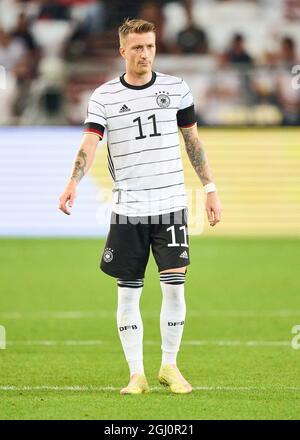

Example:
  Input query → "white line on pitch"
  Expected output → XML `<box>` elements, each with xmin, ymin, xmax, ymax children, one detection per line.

<box><xmin>6</xmin><ymin>340</ymin><xmax>106</xmax><ymax>346</ymax></box>
<box><xmin>0</xmin><ymin>385</ymin><xmax>299</xmax><ymax>392</ymax></box>
<box><xmin>1</xmin><ymin>310</ymin><xmax>300</xmax><ymax>319</ymax></box>
<box><xmin>6</xmin><ymin>340</ymin><xmax>291</xmax><ymax>347</ymax></box>
<box><xmin>182</xmin><ymin>340</ymin><xmax>291</xmax><ymax>347</ymax></box>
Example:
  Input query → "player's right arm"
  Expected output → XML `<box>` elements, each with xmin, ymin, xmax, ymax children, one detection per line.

<box><xmin>59</xmin><ymin>132</ymin><xmax>100</xmax><ymax>215</ymax></box>
<box><xmin>59</xmin><ymin>86</ymin><xmax>106</xmax><ymax>215</ymax></box>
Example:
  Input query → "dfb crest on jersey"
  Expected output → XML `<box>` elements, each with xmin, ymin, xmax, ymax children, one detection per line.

<box><xmin>156</xmin><ymin>91</ymin><xmax>170</xmax><ymax>108</ymax></box>
<box><xmin>103</xmin><ymin>248</ymin><xmax>114</xmax><ymax>263</ymax></box>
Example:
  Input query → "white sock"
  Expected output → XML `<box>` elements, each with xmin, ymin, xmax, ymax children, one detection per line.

<box><xmin>117</xmin><ymin>279</ymin><xmax>145</xmax><ymax>376</ymax></box>
<box><xmin>160</xmin><ymin>273</ymin><xmax>186</xmax><ymax>367</ymax></box>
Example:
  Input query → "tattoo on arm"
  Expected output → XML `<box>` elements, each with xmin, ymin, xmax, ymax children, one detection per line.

<box><xmin>71</xmin><ymin>148</ymin><xmax>88</xmax><ymax>183</ymax></box>
<box><xmin>182</xmin><ymin>128</ymin><xmax>213</xmax><ymax>186</ymax></box>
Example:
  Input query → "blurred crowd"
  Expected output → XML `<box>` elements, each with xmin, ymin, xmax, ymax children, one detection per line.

<box><xmin>0</xmin><ymin>0</ymin><xmax>299</xmax><ymax>126</ymax></box>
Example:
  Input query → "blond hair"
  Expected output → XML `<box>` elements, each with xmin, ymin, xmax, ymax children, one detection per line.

<box><xmin>118</xmin><ymin>18</ymin><xmax>156</xmax><ymax>46</ymax></box>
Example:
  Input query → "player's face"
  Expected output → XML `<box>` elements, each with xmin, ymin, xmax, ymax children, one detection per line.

<box><xmin>120</xmin><ymin>32</ymin><xmax>156</xmax><ymax>75</ymax></box>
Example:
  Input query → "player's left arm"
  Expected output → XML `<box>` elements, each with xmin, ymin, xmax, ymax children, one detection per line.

<box><xmin>181</xmin><ymin>123</ymin><xmax>222</xmax><ymax>226</ymax></box>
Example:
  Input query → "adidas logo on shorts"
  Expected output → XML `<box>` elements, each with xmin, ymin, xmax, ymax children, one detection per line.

<box><xmin>179</xmin><ymin>250</ymin><xmax>188</xmax><ymax>259</ymax></box>
<box><xmin>119</xmin><ymin>104</ymin><xmax>131</xmax><ymax>113</ymax></box>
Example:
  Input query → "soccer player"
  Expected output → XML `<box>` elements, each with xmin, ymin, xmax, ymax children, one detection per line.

<box><xmin>59</xmin><ymin>18</ymin><xmax>222</xmax><ymax>394</ymax></box>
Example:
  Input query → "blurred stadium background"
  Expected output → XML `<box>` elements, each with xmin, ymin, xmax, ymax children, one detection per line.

<box><xmin>0</xmin><ymin>0</ymin><xmax>300</xmax><ymax>420</ymax></box>
<box><xmin>0</xmin><ymin>0</ymin><xmax>299</xmax><ymax>237</ymax></box>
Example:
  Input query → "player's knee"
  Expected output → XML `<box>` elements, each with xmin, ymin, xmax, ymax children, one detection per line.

<box><xmin>117</xmin><ymin>278</ymin><xmax>144</xmax><ymax>289</ymax></box>
<box><xmin>160</xmin><ymin>272</ymin><xmax>185</xmax><ymax>285</ymax></box>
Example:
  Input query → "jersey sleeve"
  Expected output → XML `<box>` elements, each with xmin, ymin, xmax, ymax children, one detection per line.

<box><xmin>177</xmin><ymin>79</ymin><xmax>196</xmax><ymax>128</ymax></box>
<box><xmin>84</xmin><ymin>90</ymin><xmax>106</xmax><ymax>139</ymax></box>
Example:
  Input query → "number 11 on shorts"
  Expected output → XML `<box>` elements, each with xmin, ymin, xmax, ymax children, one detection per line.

<box><xmin>166</xmin><ymin>225</ymin><xmax>188</xmax><ymax>248</ymax></box>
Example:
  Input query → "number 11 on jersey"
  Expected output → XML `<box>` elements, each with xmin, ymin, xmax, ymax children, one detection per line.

<box><xmin>166</xmin><ymin>225</ymin><xmax>188</xmax><ymax>247</ymax></box>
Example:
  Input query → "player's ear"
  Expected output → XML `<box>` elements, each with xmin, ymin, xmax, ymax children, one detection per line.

<box><xmin>119</xmin><ymin>35</ymin><xmax>126</xmax><ymax>58</ymax></box>
<box><xmin>119</xmin><ymin>46</ymin><xmax>126</xmax><ymax>59</ymax></box>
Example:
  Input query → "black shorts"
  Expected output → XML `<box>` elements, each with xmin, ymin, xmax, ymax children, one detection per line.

<box><xmin>100</xmin><ymin>208</ymin><xmax>190</xmax><ymax>279</ymax></box>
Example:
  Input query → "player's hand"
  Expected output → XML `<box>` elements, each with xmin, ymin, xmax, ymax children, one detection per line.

<box><xmin>59</xmin><ymin>180</ymin><xmax>77</xmax><ymax>215</ymax></box>
<box><xmin>206</xmin><ymin>192</ymin><xmax>222</xmax><ymax>227</ymax></box>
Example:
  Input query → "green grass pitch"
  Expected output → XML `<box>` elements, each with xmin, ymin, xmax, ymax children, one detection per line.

<box><xmin>0</xmin><ymin>237</ymin><xmax>299</xmax><ymax>420</ymax></box>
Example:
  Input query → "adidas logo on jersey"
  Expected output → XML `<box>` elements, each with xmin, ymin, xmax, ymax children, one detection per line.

<box><xmin>179</xmin><ymin>250</ymin><xmax>188</xmax><ymax>259</ymax></box>
<box><xmin>119</xmin><ymin>104</ymin><xmax>131</xmax><ymax>113</ymax></box>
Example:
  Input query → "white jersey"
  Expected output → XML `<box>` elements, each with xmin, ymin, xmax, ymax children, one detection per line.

<box><xmin>84</xmin><ymin>71</ymin><xmax>196</xmax><ymax>216</ymax></box>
